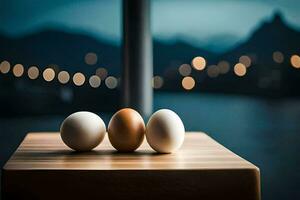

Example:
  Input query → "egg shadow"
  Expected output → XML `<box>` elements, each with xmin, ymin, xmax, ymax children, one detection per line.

<box><xmin>110</xmin><ymin>150</ymin><xmax>163</xmax><ymax>156</ymax></box>
<box><xmin>15</xmin><ymin>149</ymin><xmax>164</xmax><ymax>159</ymax></box>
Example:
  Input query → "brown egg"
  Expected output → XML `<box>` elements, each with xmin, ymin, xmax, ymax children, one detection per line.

<box><xmin>108</xmin><ymin>108</ymin><xmax>145</xmax><ymax>152</ymax></box>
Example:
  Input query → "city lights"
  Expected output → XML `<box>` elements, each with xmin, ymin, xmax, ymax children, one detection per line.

<box><xmin>58</xmin><ymin>71</ymin><xmax>70</xmax><ymax>84</ymax></box>
<box><xmin>217</xmin><ymin>61</ymin><xmax>230</xmax><ymax>74</ymax></box>
<box><xmin>43</xmin><ymin>68</ymin><xmax>55</xmax><ymax>82</ymax></box>
<box><xmin>290</xmin><ymin>55</ymin><xmax>300</xmax><ymax>68</ymax></box>
<box><xmin>273</xmin><ymin>51</ymin><xmax>284</xmax><ymax>63</ymax></box>
<box><xmin>239</xmin><ymin>55</ymin><xmax>251</xmax><ymax>67</ymax></box>
<box><xmin>0</xmin><ymin>48</ymin><xmax>296</xmax><ymax>92</ymax></box>
<box><xmin>89</xmin><ymin>75</ymin><xmax>101</xmax><ymax>88</ymax></box>
<box><xmin>152</xmin><ymin>76</ymin><xmax>164</xmax><ymax>89</ymax></box>
<box><xmin>27</xmin><ymin>66</ymin><xmax>39</xmax><ymax>80</ymax></box>
<box><xmin>96</xmin><ymin>67</ymin><xmax>108</xmax><ymax>80</ymax></box>
<box><xmin>191</xmin><ymin>56</ymin><xmax>206</xmax><ymax>70</ymax></box>
<box><xmin>182</xmin><ymin>76</ymin><xmax>195</xmax><ymax>90</ymax></box>
<box><xmin>12</xmin><ymin>64</ymin><xmax>24</xmax><ymax>77</ymax></box>
<box><xmin>0</xmin><ymin>60</ymin><xmax>11</xmax><ymax>74</ymax></box>
<box><xmin>234</xmin><ymin>63</ymin><xmax>247</xmax><ymax>76</ymax></box>
<box><xmin>178</xmin><ymin>64</ymin><xmax>192</xmax><ymax>76</ymax></box>
<box><xmin>73</xmin><ymin>72</ymin><xmax>85</xmax><ymax>86</ymax></box>
<box><xmin>105</xmin><ymin>76</ymin><xmax>118</xmax><ymax>89</ymax></box>
<box><xmin>84</xmin><ymin>52</ymin><xmax>98</xmax><ymax>65</ymax></box>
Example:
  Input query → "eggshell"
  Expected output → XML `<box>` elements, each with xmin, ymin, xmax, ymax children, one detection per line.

<box><xmin>60</xmin><ymin>111</ymin><xmax>106</xmax><ymax>151</ymax></box>
<box><xmin>146</xmin><ymin>109</ymin><xmax>185</xmax><ymax>153</ymax></box>
<box><xmin>108</xmin><ymin>108</ymin><xmax>145</xmax><ymax>152</ymax></box>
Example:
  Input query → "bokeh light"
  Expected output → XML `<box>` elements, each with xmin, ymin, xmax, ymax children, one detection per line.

<box><xmin>218</xmin><ymin>61</ymin><xmax>230</xmax><ymax>74</ymax></box>
<box><xmin>178</xmin><ymin>64</ymin><xmax>192</xmax><ymax>76</ymax></box>
<box><xmin>89</xmin><ymin>75</ymin><xmax>101</xmax><ymax>88</ymax></box>
<box><xmin>182</xmin><ymin>76</ymin><xmax>195</xmax><ymax>90</ymax></box>
<box><xmin>290</xmin><ymin>55</ymin><xmax>300</xmax><ymax>68</ymax></box>
<box><xmin>58</xmin><ymin>71</ymin><xmax>70</xmax><ymax>84</ymax></box>
<box><xmin>12</xmin><ymin>64</ymin><xmax>24</xmax><ymax>77</ymax></box>
<box><xmin>84</xmin><ymin>52</ymin><xmax>98</xmax><ymax>65</ymax></box>
<box><xmin>207</xmin><ymin>65</ymin><xmax>219</xmax><ymax>78</ymax></box>
<box><xmin>239</xmin><ymin>55</ymin><xmax>251</xmax><ymax>67</ymax></box>
<box><xmin>234</xmin><ymin>63</ymin><xmax>247</xmax><ymax>76</ymax></box>
<box><xmin>191</xmin><ymin>56</ymin><xmax>206</xmax><ymax>70</ymax></box>
<box><xmin>152</xmin><ymin>75</ymin><xmax>164</xmax><ymax>89</ymax></box>
<box><xmin>96</xmin><ymin>67</ymin><xmax>108</xmax><ymax>79</ymax></box>
<box><xmin>43</xmin><ymin>68</ymin><xmax>55</xmax><ymax>82</ymax></box>
<box><xmin>73</xmin><ymin>72</ymin><xmax>85</xmax><ymax>86</ymax></box>
<box><xmin>0</xmin><ymin>60</ymin><xmax>11</xmax><ymax>74</ymax></box>
<box><xmin>105</xmin><ymin>76</ymin><xmax>118</xmax><ymax>89</ymax></box>
<box><xmin>27</xmin><ymin>66</ymin><xmax>39</xmax><ymax>80</ymax></box>
<box><xmin>273</xmin><ymin>51</ymin><xmax>284</xmax><ymax>63</ymax></box>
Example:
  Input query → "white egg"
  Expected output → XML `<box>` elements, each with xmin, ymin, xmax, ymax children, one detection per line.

<box><xmin>60</xmin><ymin>111</ymin><xmax>106</xmax><ymax>151</ymax></box>
<box><xmin>146</xmin><ymin>109</ymin><xmax>185</xmax><ymax>153</ymax></box>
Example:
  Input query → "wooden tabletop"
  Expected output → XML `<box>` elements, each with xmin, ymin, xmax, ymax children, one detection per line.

<box><xmin>2</xmin><ymin>132</ymin><xmax>260</xmax><ymax>200</ymax></box>
<box><xmin>3</xmin><ymin>132</ymin><xmax>258</xmax><ymax>171</ymax></box>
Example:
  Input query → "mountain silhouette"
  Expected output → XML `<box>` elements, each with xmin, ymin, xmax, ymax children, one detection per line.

<box><xmin>208</xmin><ymin>12</ymin><xmax>300</xmax><ymax>96</ymax></box>
<box><xmin>1</xmin><ymin>12</ymin><xmax>300</xmax><ymax>87</ymax></box>
<box><xmin>0</xmin><ymin>30</ymin><xmax>121</xmax><ymax>75</ymax></box>
<box><xmin>0</xmin><ymin>30</ymin><xmax>215</xmax><ymax>77</ymax></box>
<box><xmin>224</xmin><ymin>12</ymin><xmax>300</xmax><ymax>57</ymax></box>
<box><xmin>2</xmin><ymin>12</ymin><xmax>298</xmax><ymax>82</ymax></box>
<box><xmin>1</xmin><ymin>12</ymin><xmax>300</xmax><ymax>115</ymax></box>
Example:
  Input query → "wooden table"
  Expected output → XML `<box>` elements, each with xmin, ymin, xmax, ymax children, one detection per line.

<box><xmin>2</xmin><ymin>132</ymin><xmax>260</xmax><ymax>200</ymax></box>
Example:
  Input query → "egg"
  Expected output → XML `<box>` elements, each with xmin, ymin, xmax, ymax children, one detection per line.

<box><xmin>108</xmin><ymin>108</ymin><xmax>145</xmax><ymax>152</ymax></box>
<box><xmin>146</xmin><ymin>109</ymin><xmax>185</xmax><ymax>153</ymax></box>
<box><xmin>60</xmin><ymin>111</ymin><xmax>106</xmax><ymax>151</ymax></box>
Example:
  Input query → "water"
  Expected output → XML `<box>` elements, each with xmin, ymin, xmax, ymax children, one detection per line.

<box><xmin>155</xmin><ymin>93</ymin><xmax>300</xmax><ymax>199</ymax></box>
<box><xmin>1</xmin><ymin>93</ymin><xmax>299</xmax><ymax>199</ymax></box>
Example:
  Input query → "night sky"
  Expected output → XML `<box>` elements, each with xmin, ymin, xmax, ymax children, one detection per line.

<box><xmin>0</xmin><ymin>0</ymin><xmax>300</xmax><ymax>52</ymax></box>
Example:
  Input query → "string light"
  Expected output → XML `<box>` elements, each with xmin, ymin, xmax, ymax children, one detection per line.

<box><xmin>239</xmin><ymin>55</ymin><xmax>251</xmax><ymax>67</ymax></box>
<box><xmin>234</xmin><ymin>63</ymin><xmax>247</xmax><ymax>76</ymax></box>
<box><xmin>105</xmin><ymin>76</ymin><xmax>118</xmax><ymax>89</ymax></box>
<box><xmin>273</xmin><ymin>51</ymin><xmax>284</xmax><ymax>63</ymax></box>
<box><xmin>182</xmin><ymin>76</ymin><xmax>195</xmax><ymax>90</ymax></box>
<box><xmin>96</xmin><ymin>67</ymin><xmax>108</xmax><ymax>79</ymax></box>
<box><xmin>89</xmin><ymin>75</ymin><xmax>101</xmax><ymax>88</ymax></box>
<box><xmin>178</xmin><ymin>64</ymin><xmax>192</xmax><ymax>76</ymax></box>
<box><xmin>218</xmin><ymin>61</ymin><xmax>230</xmax><ymax>74</ymax></box>
<box><xmin>191</xmin><ymin>56</ymin><xmax>206</xmax><ymax>70</ymax></box>
<box><xmin>0</xmin><ymin>60</ymin><xmax>11</xmax><ymax>74</ymax></box>
<box><xmin>28</xmin><ymin>66</ymin><xmax>39</xmax><ymax>80</ymax></box>
<box><xmin>58</xmin><ymin>71</ymin><xmax>70</xmax><ymax>84</ymax></box>
<box><xmin>84</xmin><ymin>52</ymin><xmax>98</xmax><ymax>65</ymax></box>
<box><xmin>43</xmin><ymin>68</ymin><xmax>55</xmax><ymax>82</ymax></box>
<box><xmin>0</xmin><ymin>48</ymin><xmax>295</xmax><ymax>91</ymax></box>
<box><xmin>12</xmin><ymin>64</ymin><xmax>24</xmax><ymax>77</ymax></box>
<box><xmin>290</xmin><ymin>55</ymin><xmax>300</xmax><ymax>68</ymax></box>
<box><xmin>73</xmin><ymin>72</ymin><xmax>85</xmax><ymax>86</ymax></box>
<box><xmin>152</xmin><ymin>76</ymin><xmax>164</xmax><ymax>89</ymax></box>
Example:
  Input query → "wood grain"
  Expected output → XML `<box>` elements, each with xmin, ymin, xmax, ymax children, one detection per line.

<box><xmin>2</xmin><ymin>132</ymin><xmax>260</xmax><ymax>200</ymax></box>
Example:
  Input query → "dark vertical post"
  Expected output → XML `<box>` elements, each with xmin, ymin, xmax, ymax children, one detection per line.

<box><xmin>122</xmin><ymin>0</ymin><xmax>153</xmax><ymax>117</ymax></box>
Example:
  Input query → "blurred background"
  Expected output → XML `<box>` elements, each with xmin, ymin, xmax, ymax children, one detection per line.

<box><xmin>0</xmin><ymin>0</ymin><xmax>300</xmax><ymax>199</ymax></box>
